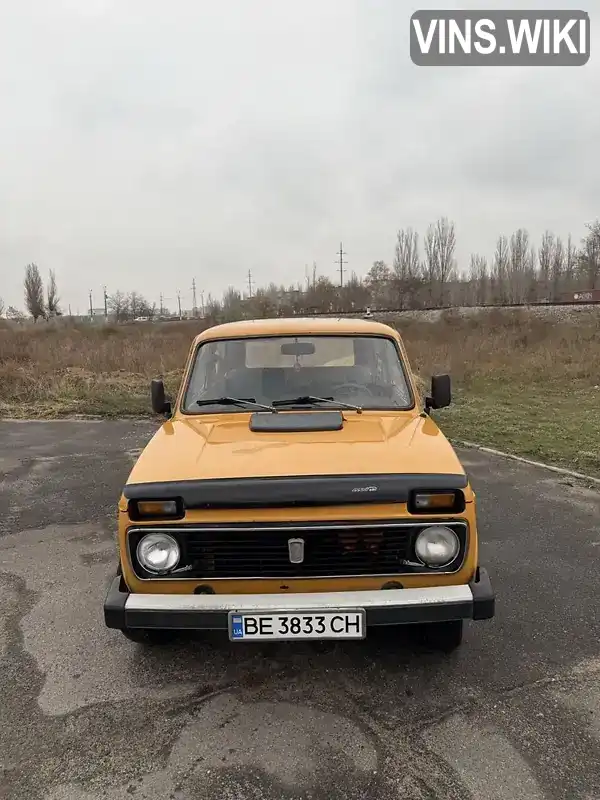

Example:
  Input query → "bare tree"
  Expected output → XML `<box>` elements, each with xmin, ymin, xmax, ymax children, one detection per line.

<box><xmin>339</xmin><ymin>272</ymin><xmax>370</xmax><ymax>311</ymax></box>
<box><xmin>507</xmin><ymin>229</ymin><xmax>535</xmax><ymax>303</ymax></box>
<box><xmin>435</xmin><ymin>217</ymin><xmax>457</xmax><ymax>305</ymax></box>
<box><xmin>308</xmin><ymin>276</ymin><xmax>337</xmax><ymax>313</ymax></box>
<box><xmin>393</xmin><ymin>227</ymin><xmax>421</xmax><ymax>280</ymax></box>
<box><xmin>526</xmin><ymin>244</ymin><xmax>538</xmax><ymax>302</ymax></box>
<box><xmin>470</xmin><ymin>254</ymin><xmax>490</xmax><ymax>305</ymax></box>
<box><xmin>221</xmin><ymin>286</ymin><xmax>244</xmax><ymax>321</ymax></box>
<box><xmin>392</xmin><ymin>227</ymin><xmax>423</xmax><ymax>308</ymax></box>
<box><xmin>46</xmin><ymin>269</ymin><xmax>61</xmax><ymax>316</ymax></box>
<box><xmin>204</xmin><ymin>293</ymin><xmax>222</xmax><ymax>324</ymax></box>
<box><xmin>491</xmin><ymin>235</ymin><xmax>509</xmax><ymax>303</ymax></box>
<box><xmin>551</xmin><ymin>236</ymin><xmax>565</xmax><ymax>301</ymax></box>
<box><xmin>537</xmin><ymin>231</ymin><xmax>554</xmax><ymax>301</ymax></box>
<box><xmin>577</xmin><ymin>220</ymin><xmax>600</xmax><ymax>290</ymax></box>
<box><xmin>423</xmin><ymin>218</ymin><xmax>456</xmax><ymax>305</ymax></box>
<box><xmin>24</xmin><ymin>263</ymin><xmax>46</xmax><ymax>321</ymax></box>
<box><xmin>564</xmin><ymin>233</ymin><xmax>576</xmax><ymax>291</ymax></box>
<box><xmin>0</xmin><ymin>296</ymin><xmax>4</xmax><ymax>317</ymax></box>
<box><xmin>423</xmin><ymin>224</ymin><xmax>438</xmax><ymax>302</ymax></box>
<box><xmin>108</xmin><ymin>290</ymin><xmax>129</xmax><ymax>322</ymax></box>
<box><xmin>364</xmin><ymin>261</ymin><xmax>391</xmax><ymax>308</ymax></box>
<box><xmin>128</xmin><ymin>291</ymin><xmax>147</xmax><ymax>319</ymax></box>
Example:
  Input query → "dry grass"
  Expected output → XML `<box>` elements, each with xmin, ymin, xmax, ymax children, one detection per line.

<box><xmin>399</xmin><ymin>308</ymin><xmax>600</xmax><ymax>475</ymax></box>
<box><xmin>1</xmin><ymin>310</ymin><xmax>599</xmax><ymax>474</ymax></box>
<box><xmin>0</xmin><ymin>320</ymin><xmax>205</xmax><ymax>417</ymax></box>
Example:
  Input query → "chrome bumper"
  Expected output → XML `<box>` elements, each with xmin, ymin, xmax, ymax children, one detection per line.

<box><xmin>104</xmin><ymin>568</ymin><xmax>495</xmax><ymax>630</ymax></box>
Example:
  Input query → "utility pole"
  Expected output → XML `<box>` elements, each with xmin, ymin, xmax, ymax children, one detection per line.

<box><xmin>200</xmin><ymin>291</ymin><xmax>205</xmax><ymax>317</ymax></box>
<box><xmin>191</xmin><ymin>278</ymin><xmax>198</xmax><ymax>318</ymax></box>
<box><xmin>247</xmin><ymin>269</ymin><xmax>254</xmax><ymax>298</ymax></box>
<box><xmin>103</xmin><ymin>285</ymin><xmax>108</xmax><ymax>318</ymax></box>
<box><xmin>312</xmin><ymin>261</ymin><xmax>317</xmax><ymax>287</ymax></box>
<box><xmin>89</xmin><ymin>290</ymin><xmax>93</xmax><ymax>318</ymax></box>
<box><xmin>177</xmin><ymin>290</ymin><xmax>182</xmax><ymax>320</ymax></box>
<box><xmin>159</xmin><ymin>293</ymin><xmax>164</xmax><ymax>317</ymax></box>
<box><xmin>68</xmin><ymin>303</ymin><xmax>72</xmax><ymax>318</ymax></box>
<box><xmin>335</xmin><ymin>243</ymin><xmax>347</xmax><ymax>288</ymax></box>
<box><xmin>305</xmin><ymin>264</ymin><xmax>310</xmax><ymax>291</ymax></box>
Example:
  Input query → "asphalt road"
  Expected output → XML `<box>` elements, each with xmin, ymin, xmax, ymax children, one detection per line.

<box><xmin>1</xmin><ymin>420</ymin><xmax>599</xmax><ymax>800</ymax></box>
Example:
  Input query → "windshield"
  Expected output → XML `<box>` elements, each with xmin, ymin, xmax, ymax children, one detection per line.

<box><xmin>181</xmin><ymin>335</ymin><xmax>413</xmax><ymax>413</ymax></box>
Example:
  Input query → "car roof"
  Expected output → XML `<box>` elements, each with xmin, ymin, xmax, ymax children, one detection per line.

<box><xmin>193</xmin><ymin>316</ymin><xmax>401</xmax><ymax>345</ymax></box>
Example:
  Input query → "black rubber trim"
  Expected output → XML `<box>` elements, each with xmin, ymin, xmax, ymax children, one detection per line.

<box><xmin>123</xmin><ymin>473</ymin><xmax>469</xmax><ymax>509</ymax></box>
<box><xmin>250</xmin><ymin>411</ymin><xmax>344</xmax><ymax>432</ymax></box>
<box><xmin>103</xmin><ymin>574</ymin><xmax>129</xmax><ymax>629</ymax></box>
<box><xmin>469</xmin><ymin>566</ymin><xmax>495</xmax><ymax>620</ymax></box>
<box><xmin>125</xmin><ymin>609</ymin><xmax>228</xmax><ymax>630</ymax></box>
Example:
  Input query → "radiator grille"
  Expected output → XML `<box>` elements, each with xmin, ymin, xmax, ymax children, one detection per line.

<box><xmin>128</xmin><ymin>521</ymin><xmax>467</xmax><ymax>579</ymax></box>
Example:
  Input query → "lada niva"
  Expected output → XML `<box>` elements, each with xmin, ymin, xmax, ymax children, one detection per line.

<box><xmin>104</xmin><ymin>317</ymin><xmax>494</xmax><ymax>650</ymax></box>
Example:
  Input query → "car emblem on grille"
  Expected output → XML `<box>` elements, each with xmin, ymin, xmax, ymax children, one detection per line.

<box><xmin>288</xmin><ymin>538</ymin><xmax>305</xmax><ymax>564</ymax></box>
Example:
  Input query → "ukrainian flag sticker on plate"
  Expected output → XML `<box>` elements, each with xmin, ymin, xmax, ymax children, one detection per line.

<box><xmin>231</xmin><ymin>615</ymin><xmax>244</xmax><ymax>639</ymax></box>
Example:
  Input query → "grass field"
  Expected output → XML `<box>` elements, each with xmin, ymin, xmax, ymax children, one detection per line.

<box><xmin>0</xmin><ymin>309</ymin><xmax>598</xmax><ymax>476</ymax></box>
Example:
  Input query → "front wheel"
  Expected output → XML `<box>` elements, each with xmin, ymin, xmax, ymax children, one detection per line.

<box><xmin>414</xmin><ymin>620</ymin><xmax>463</xmax><ymax>652</ymax></box>
<box><xmin>120</xmin><ymin>628</ymin><xmax>178</xmax><ymax>645</ymax></box>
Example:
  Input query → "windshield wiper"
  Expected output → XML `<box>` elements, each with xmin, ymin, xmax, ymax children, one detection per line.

<box><xmin>271</xmin><ymin>395</ymin><xmax>363</xmax><ymax>414</ymax></box>
<box><xmin>195</xmin><ymin>396</ymin><xmax>277</xmax><ymax>412</ymax></box>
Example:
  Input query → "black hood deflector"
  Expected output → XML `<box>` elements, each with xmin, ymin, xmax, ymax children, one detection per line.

<box><xmin>124</xmin><ymin>472</ymin><xmax>468</xmax><ymax>509</ymax></box>
<box><xmin>249</xmin><ymin>411</ymin><xmax>343</xmax><ymax>432</ymax></box>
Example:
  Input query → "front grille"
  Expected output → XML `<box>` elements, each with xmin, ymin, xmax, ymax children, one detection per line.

<box><xmin>128</xmin><ymin>521</ymin><xmax>467</xmax><ymax>579</ymax></box>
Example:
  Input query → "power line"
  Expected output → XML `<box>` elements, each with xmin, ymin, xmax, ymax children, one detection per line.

<box><xmin>191</xmin><ymin>278</ymin><xmax>198</xmax><ymax>318</ymax></box>
<box><xmin>335</xmin><ymin>243</ymin><xmax>347</xmax><ymax>288</ymax></box>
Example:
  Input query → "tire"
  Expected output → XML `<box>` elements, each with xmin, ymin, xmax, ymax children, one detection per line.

<box><xmin>120</xmin><ymin>628</ymin><xmax>178</xmax><ymax>645</ymax></box>
<box><xmin>415</xmin><ymin>620</ymin><xmax>463</xmax><ymax>652</ymax></box>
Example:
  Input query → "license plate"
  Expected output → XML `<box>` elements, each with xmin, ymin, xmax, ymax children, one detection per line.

<box><xmin>228</xmin><ymin>610</ymin><xmax>366</xmax><ymax>641</ymax></box>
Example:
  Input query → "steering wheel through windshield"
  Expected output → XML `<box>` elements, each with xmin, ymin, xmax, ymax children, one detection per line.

<box><xmin>331</xmin><ymin>381</ymin><xmax>375</xmax><ymax>397</ymax></box>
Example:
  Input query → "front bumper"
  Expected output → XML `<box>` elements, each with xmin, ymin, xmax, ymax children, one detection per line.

<box><xmin>104</xmin><ymin>567</ymin><xmax>494</xmax><ymax>630</ymax></box>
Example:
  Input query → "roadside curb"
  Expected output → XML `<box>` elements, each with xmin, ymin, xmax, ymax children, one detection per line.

<box><xmin>453</xmin><ymin>439</ymin><xmax>600</xmax><ymax>485</ymax></box>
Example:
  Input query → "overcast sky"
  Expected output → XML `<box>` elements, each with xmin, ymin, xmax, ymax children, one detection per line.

<box><xmin>1</xmin><ymin>0</ymin><xmax>598</xmax><ymax>314</ymax></box>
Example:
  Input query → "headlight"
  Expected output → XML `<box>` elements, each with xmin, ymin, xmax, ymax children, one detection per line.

<box><xmin>136</xmin><ymin>533</ymin><xmax>180</xmax><ymax>574</ymax></box>
<box><xmin>414</xmin><ymin>526</ymin><xmax>460</xmax><ymax>568</ymax></box>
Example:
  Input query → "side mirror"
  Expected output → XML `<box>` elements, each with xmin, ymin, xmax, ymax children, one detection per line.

<box><xmin>425</xmin><ymin>374</ymin><xmax>451</xmax><ymax>411</ymax></box>
<box><xmin>151</xmin><ymin>378</ymin><xmax>172</xmax><ymax>416</ymax></box>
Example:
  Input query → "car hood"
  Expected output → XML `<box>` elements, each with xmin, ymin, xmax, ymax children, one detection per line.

<box><xmin>125</xmin><ymin>411</ymin><xmax>465</xmax><ymax>487</ymax></box>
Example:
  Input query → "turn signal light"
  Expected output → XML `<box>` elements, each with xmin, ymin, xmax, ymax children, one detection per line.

<box><xmin>129</xmin><ymin>499</ymin><xmax>183</xmax><ymax>520</ymax></box>
<box><xmin>408</xmin><ymin>490</ymin><xmax>465</xmax><ymax>514</ymax></box>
